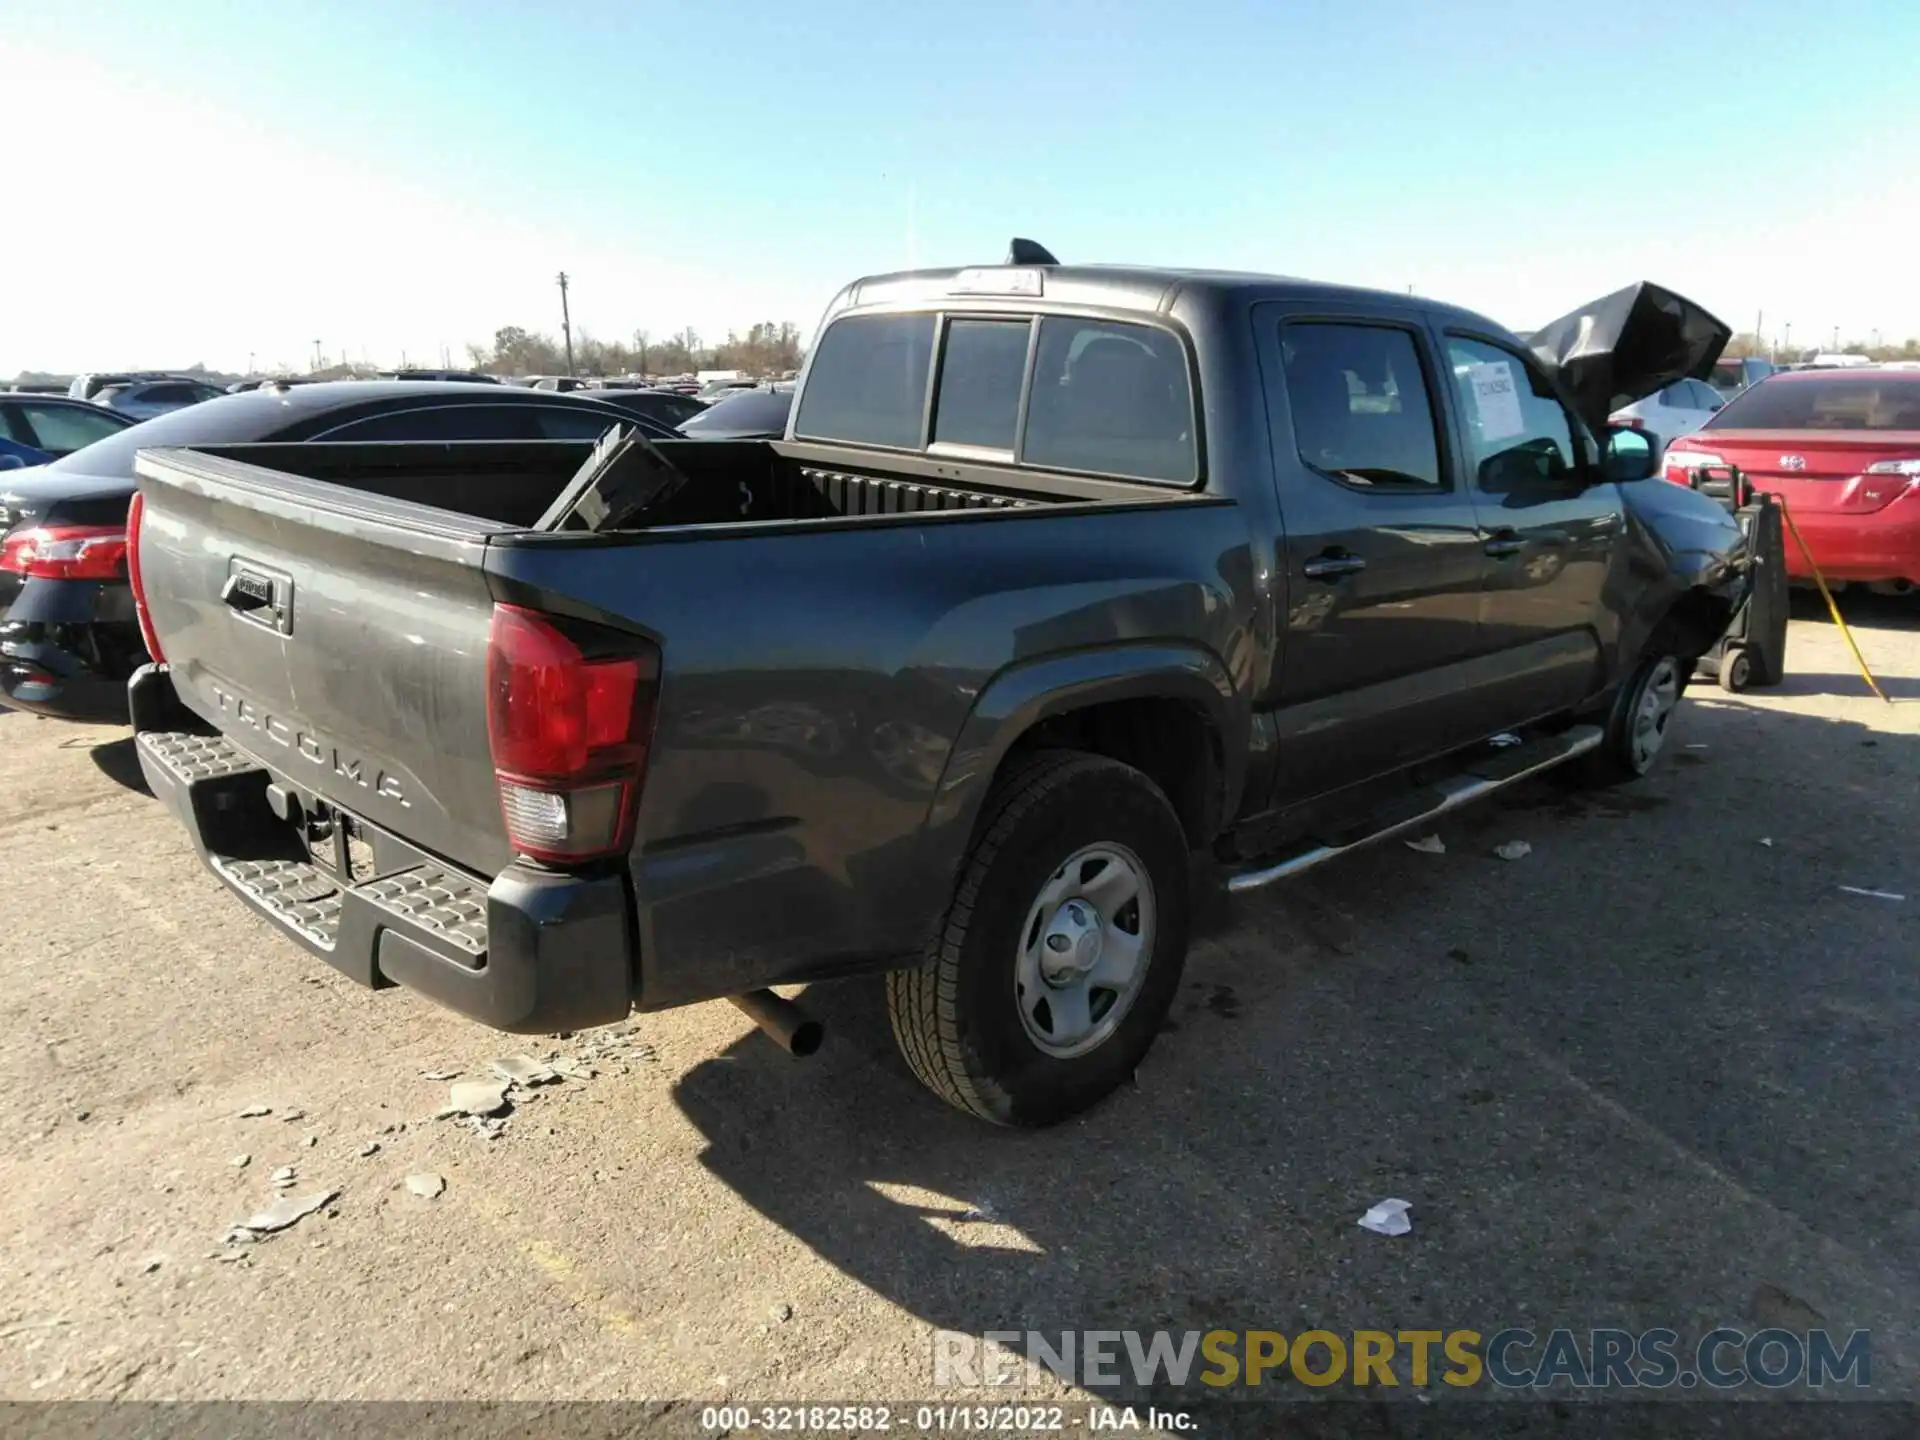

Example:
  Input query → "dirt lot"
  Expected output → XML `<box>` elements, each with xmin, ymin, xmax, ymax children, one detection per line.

<box><xmin>2</xmin><ymin>602</ymin><xmax>1917</xmax><ymax>1417</ymax></box>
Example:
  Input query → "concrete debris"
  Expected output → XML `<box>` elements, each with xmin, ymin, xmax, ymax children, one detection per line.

<box><xmin>431</xmin><ymin>1105</ymin><xmax>462</xmax><ymax>1121</ymax></box>
<box><xmin>490</xmin><ymin>1055</ymin><xmax>558</xmax><ymax>1087</ymax></box>
<box><xmin>1358</xmin><ymin>1198</ymin><xmax>1413</xmax><ymax>1237</ymax></box>
<box><xmin>405</xmin><ymin>1173</ymin><xmax>446</xmax><ymax>1200</ymax></box>
<box><xmin>214</xmin><ymin>1251</ymin><xmax>251</xmax><ymax>1264</ymax></box>
<box><xmin>303</xmin><ymin>1134</ymin><xmax>318</xmax><ymax>1149</ymax></box>
<box><xmin>770</xmin><ymin>1302</ymin><xmax>794</xmax><ymax>1323</ymax></box>
<box><xmin>140</xmin><ymin>1255</ymin><xmax>165</xmax><ymax>1274</ymax></box>
<box><xmin>421</xmin><ymin>1070</ymin><xmax>460</xmax><ymax>1081</ymax></box>
<box><xmin>280</xmin><ymin>1109</ymin><xmax>306</xmax><ymax>1123</ymax></box>
<box><xmin>1494</xmin><ymin>841</ymin><xmax>1533</xmax><ymax>861</ymax></box>
<box><xmin>462</xmin><ymin>1116</ymin><xmax>507</xmax><ymax>1140</ymax></box>
<box><xmin>551</xmin><ymin>1057</ymin><xmax>595</xmax><ymax>1081</ymax></box>
<box><xmin>359</xmin><ymin>1142</ymin><xmax>381</xmax><ymax>1158</ymax></box>
<box><xmin>1404</xmin><ymin>834</ymin><xmax>1446</xmax><ymax>855</ymax></box>
<box><xmin>449</xmin><ymin>1078</ymin><xmax>512</xmax><ymax>1117</ymax></box>
<box><xmin>237</xmin><ymin>1105</ymin><xmax>272</xmax><ymax>1119</ymax></box>
<box><xmin>234</xmin><ymin>1189</ymin><xmax>338</xmax><ymax>1236</ymax></box>
<box><xmin>271</xmin><ymin>1166</ymin><xmax>298</xmax><ymax>1189</ymax></box>
<box><xmin>230</xmin><ymin>1154</ymin><xmax>251</xmax><ymax>1169</ymax></box>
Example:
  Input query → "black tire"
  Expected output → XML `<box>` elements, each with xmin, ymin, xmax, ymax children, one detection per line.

<box><xmin>886</xmin><ymin>749</ymin><xmax>1191</xmax><ymax>1126</ymax></box>
<box><xmin>1718</xmin><ymin>646</ymin><xmax>1753</xmax><ymax>693</ymax></box>
<box><xmin>1561</xmin><ymin>638</ymin><xmax>1689</xmax><ymax>788</ymax></box>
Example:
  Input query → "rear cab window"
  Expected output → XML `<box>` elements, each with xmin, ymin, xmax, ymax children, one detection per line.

<box><xmin>794</xmin><ymin>309</ymin><xmax>1198</xmax><ymax>486</ymax></box>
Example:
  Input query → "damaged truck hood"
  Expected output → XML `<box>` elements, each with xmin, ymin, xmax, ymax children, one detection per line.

<box><xmin>1525</xmin><ymin>282</ymin><xmax>1732</xmax><ymax>434</ymax></box>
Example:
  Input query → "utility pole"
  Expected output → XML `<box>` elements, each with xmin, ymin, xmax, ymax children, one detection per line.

<box><xmin>248</xmin><ymin>351</ymin><xmax>256</xmax><ymax>376</ymax></box>
<box><xmin>312</xmin><ymin>339</ymin><xmax>323</xmax><ymax>373</ymax></box>
<box><xmin>557</xmin><ymin>271</ymin><xmax>576</xmax><ymax>377</ymax></box>
<box><xmin>1754</xmin><ymin>311</ymin><xmax>1762</xmax><ymax>354</ymax></box>
<box><xmin>1832</xmin><ymin>325</ymin><xmax>1840</xmax><ymax>352</ymax></box>
<box><xmin>1783</xmin><ymin>322</ymin><xmax>1791</xmax><ymax>360</ymax></box>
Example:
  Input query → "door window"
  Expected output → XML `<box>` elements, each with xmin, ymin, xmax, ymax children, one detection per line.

<box><xmin>532</xmin><ymin>405</ymin><xmax>629</xmax><ymax>440</ymax></box>
<box><xmin>16</xmin><ymin>402</ymin><xmax>125</xmax><ymax>453</ymax></box>
<box><xmin>1445</xmin><ymin>337</ymin><xmax>1582</xmax><ymax>491</ymax></box>
<box><xmin>1279</xmin><ymin>323</ymin><xmax>1445</xmax><ymax>490</ymax></box>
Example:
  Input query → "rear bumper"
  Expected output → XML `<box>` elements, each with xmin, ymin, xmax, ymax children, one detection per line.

<box><xmin>1780</xmin><ymin>499</ymin><xmax>1920</xmax><ymax>586</ymax></box>
<box><xmin>0</xmin><ymin>576</ymin><xmax>140</xmax><ymax>722</ymax></box>
<box><xmin>130</xmin><ymin>664</ymin><xmax>636</xmax><ymax>1033</ymax></box>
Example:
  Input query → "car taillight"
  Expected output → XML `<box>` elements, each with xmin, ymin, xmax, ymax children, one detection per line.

<box><xmin>0</xmin><ymin>522</ymin><xmax>129</xmax><ymax>580</ymax></box>
<box><xmin>125</xmin><ymin>490</ymin><xmax>166</xmax><ymax>663</ymax></box>
<box><xmin>1662</xmin><ymin>448</ymin><xmax>1723</xmax><ymax>486</ymax></box>
<box><xmin>486</xmin><ymin>603</ymin><xmax>660</xmax><ymax>865</ymax></box>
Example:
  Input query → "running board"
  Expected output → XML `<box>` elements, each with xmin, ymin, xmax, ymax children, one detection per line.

<box><xmin>1226</xmin><ymin>725</ymin><xmax>1603</xmax><ymax>894</ymax></box>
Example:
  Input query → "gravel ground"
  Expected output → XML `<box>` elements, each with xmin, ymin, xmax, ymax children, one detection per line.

<box><xmin>1</xmin><ymin>600</ymin><xmax>1916</xmax><ymax>1421</ymax></box>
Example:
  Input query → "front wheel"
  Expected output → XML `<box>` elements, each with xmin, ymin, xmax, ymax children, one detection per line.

<box><xmin>886</xmin><ymin>750</ymin><xmax>1191</xmax><ymax>1126</ymax></box>
<box><xmin>1562</xmin><ymin>645</ymin><xmax>1687</xmax><ymax>788</ymax></box>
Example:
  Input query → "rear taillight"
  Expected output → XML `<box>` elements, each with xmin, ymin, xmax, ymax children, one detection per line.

<box><xmin>0</xmin><ymin>523</ymin><xmax>129</xmax><ymax>580</ymax></box>
<box><xmin>1662</xmin><ymin>447</ymin><xmax>1723</xmax><ymax>486</ymax></box>
<box><xmin>125</xmin><ymin>490</ymin><xmax>166</xmax><ymax>663</ymax></box>
<box><xmin>486</xmin><ymin>603</ymin><xmax>660</xmax><ymax>864</ymax></box>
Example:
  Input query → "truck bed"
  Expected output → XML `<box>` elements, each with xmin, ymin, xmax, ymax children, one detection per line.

<box><xmin>166</xmin><ymin>436</ymin><xmax>1085</xmax><ymax>534</ymax></box>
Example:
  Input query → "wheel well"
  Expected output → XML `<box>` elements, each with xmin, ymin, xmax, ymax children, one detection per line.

<box><xmin>1004</xmin><ymin>697</ymin><xmax>1223</xmax><ymax>847</ymax></box>
<box><xmin>1655</xmin><ymin>588</ymin><xmax>1736</xmax><ymax>663</ymax></box>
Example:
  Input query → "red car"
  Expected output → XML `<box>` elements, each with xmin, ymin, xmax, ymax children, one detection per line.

<box><xmin>1662</xmin><ymin>369</ymin><xmax>1920</xmax><ymax>592</ymax></box>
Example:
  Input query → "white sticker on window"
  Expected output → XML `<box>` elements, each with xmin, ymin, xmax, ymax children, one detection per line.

<box><xmin>1468</xmin><ymin>361</ymin><xmax>1526</xmax><ymax>442</ymax></box>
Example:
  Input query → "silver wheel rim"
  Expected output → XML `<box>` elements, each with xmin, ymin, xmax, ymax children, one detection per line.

<box><xmin>1014</xmin><ymin>842</ymin><xmax>1156</xmax><ymax>1059</ymax></box>
<box><xmin>1630</xmin><ymin>656</ymin><xmax>1681</xmax><ymax>771</ymax></box>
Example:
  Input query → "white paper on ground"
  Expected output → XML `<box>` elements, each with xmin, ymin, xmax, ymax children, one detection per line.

<box><xmin>1358</xmin><ymin>1198</ymin><xmax>1413</xmax><ymax>1236</ymax></box>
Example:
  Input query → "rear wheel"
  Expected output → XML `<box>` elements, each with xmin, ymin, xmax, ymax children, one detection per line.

<box><xmin>1718</xmin><ymin>646</ymin><xmax>1753</xmax><ymax>693</ymax></box>
<box><xmin>886</xmin><ymin>750</ymin><xmax>1190</xmax><ymax>1126</ymax></box>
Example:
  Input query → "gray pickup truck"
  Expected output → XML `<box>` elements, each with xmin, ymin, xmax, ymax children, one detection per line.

<box><xmin>127</xmin><ymin>249</ymin><xmax>1747</xmax><ymax>1125</ymax></box>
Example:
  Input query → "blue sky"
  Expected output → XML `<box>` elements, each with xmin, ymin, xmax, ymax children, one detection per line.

<box><xmin>5</xmin><ymin>0</ymin><xmax>1916</xmax><ymax>372</ymax></box>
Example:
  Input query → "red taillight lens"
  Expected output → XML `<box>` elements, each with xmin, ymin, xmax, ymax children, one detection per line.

<box><xmin>0</xmin><ymin>523</ymin><xmax>129</xmax><ymax>580</ymax></box>
<box><xmin>125</xmin><ymin>491</ymin><xmax>166</xmax><ymax>663</ymax></box>
<box><xmin>486</xmin><ymin>603</ymin><xmax>659</xmax><ymax>864</ymax></box>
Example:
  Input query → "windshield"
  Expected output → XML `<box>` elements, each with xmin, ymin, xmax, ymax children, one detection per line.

<box><xmin>679</xmin><ymin>389</ymin><xmax>792</xmax><ymax>435</ymax></box>
<box><xmin>1707</xmin><ymin>375</ymin><xmax>1920</xmax><ymax>432</ymax></box>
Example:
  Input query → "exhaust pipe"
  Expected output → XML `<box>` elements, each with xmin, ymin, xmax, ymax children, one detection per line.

<box><xmin>729</xmin><ymin>989</ymin><xmax>823</xmax><ymax>1057</ymax></box>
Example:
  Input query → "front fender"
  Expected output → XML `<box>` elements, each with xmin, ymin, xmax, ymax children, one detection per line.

<box><xmin>1613</xmin><ymin>478</ymin><xmax>1747</xmax><ymax>662</ymax></box>
<box><xmin>919</xmin><ymin>642</ymin><xmax>1243</xmax><ymax>886</ymax></box>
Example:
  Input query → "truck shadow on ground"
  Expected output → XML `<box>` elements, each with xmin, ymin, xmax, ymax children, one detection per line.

<box><xmin>671</xmin><ymin>696</ymin><xmax>1920</xmax><ymax>1415</ymax></box>
<box><xmin>85</xmin><ymin>734</ymin><xmax>152</xmax><ymax>795</ymax></box>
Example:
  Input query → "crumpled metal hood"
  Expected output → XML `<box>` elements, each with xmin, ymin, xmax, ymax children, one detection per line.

<box><xmin>1525</xmin><ymin>282</ymin><xmax>1732</xmax><ymax>434</ymax></box>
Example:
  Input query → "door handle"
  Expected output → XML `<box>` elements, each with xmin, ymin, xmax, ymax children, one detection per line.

<box><xmin>1302</xmin><ymin>550</ymin><xmax>1368</xmax><ymax>581</ymax></box>
<box><xmin>1482</xmin><ymin>530</ymin><xmax>1525</xmax><ymax>558</ymax></box>
<box><xmin>220</xmin><ymin>575</ymin><xmax>273</xmax><ymax>611</ymax></box>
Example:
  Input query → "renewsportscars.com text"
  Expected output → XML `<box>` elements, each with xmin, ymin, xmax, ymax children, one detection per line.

<box><xmin>934</xmin><ymin>1327</ymin><xmax>1871</xmax><ymax>1391</ymax></box>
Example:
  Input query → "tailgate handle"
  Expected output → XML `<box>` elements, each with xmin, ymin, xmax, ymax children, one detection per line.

<box><xmin>220</xmin><ymin>574</ymin><xmax>274</xmax><ymax>612</ymax></box>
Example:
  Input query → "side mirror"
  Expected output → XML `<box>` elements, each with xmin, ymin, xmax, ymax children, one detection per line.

<box><xmin>1601</xmin><ymin>425</ymin><xmax>1658</xmax><ymax>483</ymax></box>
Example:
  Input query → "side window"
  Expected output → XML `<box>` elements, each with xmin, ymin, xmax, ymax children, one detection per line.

<box><xmin>1021</xmin><ymin>318</ymin><xmax>1195</xmax><ymax>484</ymax></box>
<box><xmin>792</xmin><ymin>313</ymin><xmax>936</xmax><ymax>448</ymax></box>
<box><xmin>1691</xmin><ymin>380</ymin><xmax>1724</xmax><ymax>410</ymax></box>
<box><xmin>143</xmin><ymin>384</ymin><xmax>195</xmax><ymax>404</ymax></box>
<box><xmin>1445</xmin><ymin>337</ymin><xmax>1580</xmax><ymax>491</ymax></box>
<box><xmin>314</xmin><ymin>404</ymin><xmax>543</xmax><ymax>441</ymax></box>
<box><xmin>534</xmin><ymin>405</ymin><xmax>627</xmax><ymax>440</ymax></box>
<box><xmin>18</xmin><ymin>403</ymin><xmax>124</xmax><ymax>453</ymax></box>
<box><xmin>1278</xmin><ymin>323</ymin><xmax>1444</xmax><ymax>490</ymax></box>
<box><xmin>931</xmin><ymin>318</ymin><xmax>1030</xmax><ymax>451</ymax></box>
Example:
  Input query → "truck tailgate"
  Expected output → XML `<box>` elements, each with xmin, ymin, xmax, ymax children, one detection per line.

<box><xmin>133</xmin><ymin>447</ymin><xmax>513</xmax><ymax>877</ymax></box>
